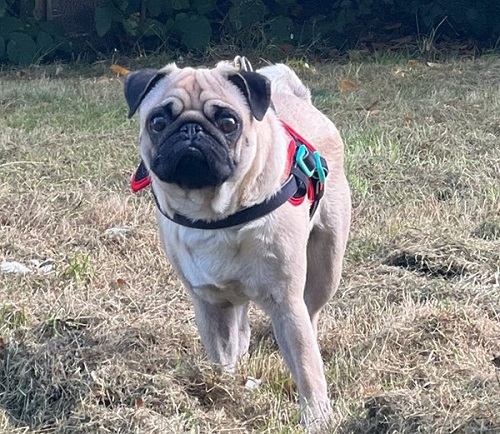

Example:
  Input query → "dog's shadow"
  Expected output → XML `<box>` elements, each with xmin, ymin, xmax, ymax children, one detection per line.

<box><xmin>1</xmin><ymin>316</ymin><xmax>265</xmax><ymax>431</ymax></box>
<box><xmin>0</xmin><ymin>324</ymin><xmax>90</xmax><ymax>430</ymax></box>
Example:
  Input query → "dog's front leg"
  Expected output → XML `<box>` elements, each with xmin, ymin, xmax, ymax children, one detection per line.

<box><xmin>190</xmin><ymin>293</ymin><xmax>250</xmax><ymax>370</ymax></box>
<box><xmin>268</xmin><ymin>298</ymin><xmax>332</xmax><ymax>430</ymax></box>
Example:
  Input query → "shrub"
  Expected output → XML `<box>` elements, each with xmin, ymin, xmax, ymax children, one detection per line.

<box><xmin>0</xmin><ymin>0</ymin><xmax>70</xmax><ymax>64</ymax></box>
<box><xmin>1</xmin><ymin>0</ymin><xmax>499</xmax><ymax>64</ymax></box>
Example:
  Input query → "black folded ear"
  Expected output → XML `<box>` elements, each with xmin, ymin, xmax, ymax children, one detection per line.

<box><xmin>228</xmin><ymin>71</ymin><xmax>271</xmax><ymax>121</ymax></box>
<box><xmin>124</xmin><ymin>69</ymin><xmax>165</xmax><ymax>118</ymax></box>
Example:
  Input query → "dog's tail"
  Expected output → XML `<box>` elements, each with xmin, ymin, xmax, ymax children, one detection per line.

<box><xmin>257</xmin><ymin>64</ymin><xmax>311</xmax><ymax>103</ymax></box>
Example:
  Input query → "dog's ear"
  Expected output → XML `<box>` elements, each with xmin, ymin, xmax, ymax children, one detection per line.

<box><xmin>228</xmin><ymin>71</ymin><xmax>271</xmax><ymax>121</ymax></box>
<box><xmin>124</xmin><ymin>69</ymin><xmax>166</xmax><ymax>118</ymax></box>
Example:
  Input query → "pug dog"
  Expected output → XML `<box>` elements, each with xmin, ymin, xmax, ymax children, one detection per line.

<box><xmin>124</xmin><ymin>59</ymin><xmax>351</xmax><ymax>430</ymax></box>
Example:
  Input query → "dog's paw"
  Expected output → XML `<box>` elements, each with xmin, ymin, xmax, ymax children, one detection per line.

<box><xmin>300</xmin><ymin>399</ymin><xmax>334</xmax><ymax>433</ymax></box>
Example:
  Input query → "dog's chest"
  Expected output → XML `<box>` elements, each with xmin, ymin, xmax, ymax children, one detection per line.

<box><xmin>160</xmin><ymin>218</ymin><xmax>279</xmax><ymax>304</ymax></box>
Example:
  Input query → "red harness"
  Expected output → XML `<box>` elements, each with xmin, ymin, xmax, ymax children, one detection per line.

<box><xmin>131</xmin><ymin>164</ymin><xmax>151</xmax><ymax>193</ymax></box>
<box><xmin>281</xmin><ymin>121</ymin><xmax>323</xmax><ymax>208</ymax></box>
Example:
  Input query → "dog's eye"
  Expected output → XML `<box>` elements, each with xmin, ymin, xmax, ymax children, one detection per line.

<box><xmin>149</xmin><ymin>115</ymin><xmax>167</xmax><ymax>133</ymax></box>
<box><xmin>217</xmin><ymin>116</ymin><xmax>238</xmax><ymax>134</ymax></box>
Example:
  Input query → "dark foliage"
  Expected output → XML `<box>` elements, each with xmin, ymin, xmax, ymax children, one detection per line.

<box><xmin>1</xmin><ymin>0</ymin><xmax>499</xmax><ymax>64</ymax></box>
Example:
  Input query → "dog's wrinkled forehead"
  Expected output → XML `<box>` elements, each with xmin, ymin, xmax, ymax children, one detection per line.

<box><xmin>125</xmin><ymin>63</ymin><xmax>271</xmax><ymax>122</ymax></box>
<box><xmin>144</xmin><ymin>67</ymin><xmax>248</xmax><ymax>117</ymax></box>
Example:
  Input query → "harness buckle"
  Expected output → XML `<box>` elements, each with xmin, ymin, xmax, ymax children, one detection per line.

<box><xmin>312</xmin><ymin>152</ymin><xmax>328</xmax><ymax>184</ymax></box>
<box><xmin>295</xmin><ymin>145</ymin><xmax>316</xmax><ymax>177</ymax></box>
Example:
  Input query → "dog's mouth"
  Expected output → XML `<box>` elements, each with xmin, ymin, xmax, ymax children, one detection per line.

<box><xmin>150</xmin><ymin>127</ymin><xmax>235</xmax><ymax>190</ymax></box>
<box><xmin>170</xmin><ymin>148</ymin><xmax>216</xmax><ymax>189</ymax></box>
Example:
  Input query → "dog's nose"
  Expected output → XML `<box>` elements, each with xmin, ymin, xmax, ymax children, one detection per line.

<box><xmin>180</xmin><ymin>123</ymin><xmax>203</xmax><ymax>139</ymax></box>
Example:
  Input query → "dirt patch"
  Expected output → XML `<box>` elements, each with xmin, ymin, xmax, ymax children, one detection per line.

<box><xmin>384</xmin><ymin>249</ymin><xmax>469</xmax><ymax>279</ymax></box>
<box><xmin>382</xmin><ymin>234</ymin><xmax>498</xmax><ymax>285</ymax></box>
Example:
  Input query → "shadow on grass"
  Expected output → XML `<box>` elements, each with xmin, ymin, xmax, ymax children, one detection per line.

<box><xmin>0</xmin><ymin>319</ymin><xmax>212</xmax><ymax>432</ymax></box>
<box><xmin>0</xmin><ymin>319</ymin><xmax>166</xmax><ymax>431</ymax></box>
<box><xmin>336</xmin><ymin>395</ymin><xmax>423</xmax><ymax>434</ymax></box>
<box><xmin>0</xmin><ymin>324</ymin><xmax>97</xmax><ymax>431</ymax></box>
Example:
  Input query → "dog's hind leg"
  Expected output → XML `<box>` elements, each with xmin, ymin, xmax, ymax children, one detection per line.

<box><xmin>304</xmin><ymin>228</ymin><xmax>343</xmax><ymax>335</ymax></box>
<box><xmin>304</xmin><ymin>187</ymin><xmax>351</xmax><ymax>335</ymax></box>
<box><xmin>191</xmin><ymin>294</ymin><xmax>250</xmax><ymax>369</ymax></box>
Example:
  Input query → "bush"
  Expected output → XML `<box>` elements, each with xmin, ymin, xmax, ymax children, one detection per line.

<box><xmin>1</xmin><ymin>0</ymin><xmax>499</xmax><ymax>64</ymax></box>
<box><xmin>92</xmin><ymin>0</ymin><xmax>500</xmax><ymax>55</ymax></box>
<box><xmin>0</xmin><ymin>0</ymin><xmax>70</xmax><ymax>64</ymax></box>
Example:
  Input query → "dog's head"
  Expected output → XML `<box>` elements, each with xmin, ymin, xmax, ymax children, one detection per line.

<box><xmin>124</xmin><ymin>64</ymin><xmax>272</xmax><ymax>192</ymax></box>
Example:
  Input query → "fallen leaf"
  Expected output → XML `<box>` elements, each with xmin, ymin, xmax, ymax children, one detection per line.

<box><xmin>404</xmin><ymin>114</ymin><xmax>413</xmax><ymax>126</ymax></box>
<box><xmin>116</xmin><ymin>278</ymin><xmax>127</xmax><ymax>286</ymax></box>
<box><xmin>111</xmin><ymin>64</ymin><xmax>131</xmax><ymax>76</ymax></box>
<box><xmin>408</xmin><ymin>59</ymin><xmax>420</xmax><ymax>66</ymax></box>
<box><xmin>362</xmin><ymin>385</ymin><xmax>382</xmax><ymax>395</ymax></box>
<box><xmin>135</xmin><ymin>398</ymin><xmax>144</xmax><ymax>408</ymax></box>
<box><xmin>426</xmin><ymin>62</ymin><xmax>443</xmax><ymax>69</ymax></box>
<box><xmin>338</xmin><ymin>79</ymin><xmax>358</xmax><ymax>93</ymax></box>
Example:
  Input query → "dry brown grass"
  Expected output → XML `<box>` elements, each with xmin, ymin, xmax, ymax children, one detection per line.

<box><xmin>1</xmin><ymin>56</ymin><xmax>499</xmax><ymax>433</ymax></box>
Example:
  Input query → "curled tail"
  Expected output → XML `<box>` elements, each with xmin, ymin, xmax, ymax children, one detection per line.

<box><xmin>257</xmin><ymin>64</ymin><xmax>311</xmax><ymax>103</ymax></box>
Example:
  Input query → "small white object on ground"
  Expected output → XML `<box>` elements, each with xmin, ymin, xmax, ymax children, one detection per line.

<box><xmin>1</xmin><ymin>261</ymin><xmax>32</xmax><ymax>274</ymax></box>
<box><xmin>103</xmin><ymin>227</ymin><xmax>132</xmax><ymax>237</ymax></box>
<box><xmin>245</xmin><ymin>376</ymin><xmax>262</xmax><ymax>390</ymax></box>
<box><xmin>1</xmin><ymin>259</ymin><xmax>55</xmax><ymax>275</ymax></box>
<box><xmin>29</xmin><ymin>259</ymin><xmax>55</xmax><ymax>274</ymax></box>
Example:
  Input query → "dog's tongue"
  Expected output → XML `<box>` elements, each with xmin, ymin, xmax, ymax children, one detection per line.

<box><xmin>131</xmin><ymin>160</ymin><xmax>151</xmax><ymax>192</ymax></box>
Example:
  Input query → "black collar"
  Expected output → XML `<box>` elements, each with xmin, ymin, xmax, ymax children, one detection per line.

<box><xmin>152</xmin><ymin>166</ymin><xmax>310</xmax><ymax>230</ymax></box>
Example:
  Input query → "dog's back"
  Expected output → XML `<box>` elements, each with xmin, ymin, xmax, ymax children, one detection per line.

<box><xmin>258</xmin><ymin>64</ymin><xmax>311</xmax><ymax>103</ymax></box>
<box><xmin>258</xmin><ymin>64</ymin><xmax>345</xmax><ymax>171</ymax></box>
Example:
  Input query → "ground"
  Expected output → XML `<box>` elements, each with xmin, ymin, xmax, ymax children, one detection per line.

<box><xmin>0</xmin><ymin>55</ymin><xmax>499</xmax><ymax>433</ymax></box>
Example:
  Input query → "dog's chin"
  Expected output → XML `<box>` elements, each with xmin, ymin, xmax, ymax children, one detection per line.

<box><xmin>151</xmin><ymin>148</ymin><xmax>234</xmax><ymax>190</ymax></box>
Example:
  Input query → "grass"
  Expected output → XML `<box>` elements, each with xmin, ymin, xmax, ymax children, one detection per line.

<box><xmin>0</xmin><ymin>55</ymin><xmax>499</xmax><ymax>433</ymax></box>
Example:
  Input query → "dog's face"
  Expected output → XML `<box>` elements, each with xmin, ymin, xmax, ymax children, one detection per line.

<box><xmin>124</xmin><ymin>64</ymin><xmax>271</xmax><ymax>191</ymax></box>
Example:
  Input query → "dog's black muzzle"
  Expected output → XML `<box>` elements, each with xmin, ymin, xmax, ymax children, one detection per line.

<box><xmin>151</xmin><ymin>122</ymin><xmax>235</xmax><ymax>189</ymax></box>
